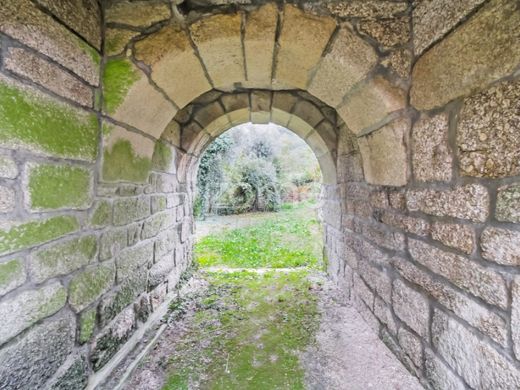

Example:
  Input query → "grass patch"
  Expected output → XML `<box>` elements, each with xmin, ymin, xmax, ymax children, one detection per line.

<box><xmin>195</xmin><ymin>204</ymin><xmax>323</xmax><ymax>269</ymax></box>
<box><xmin>163</xmin><ymin>270</ymin><xmax>320</xmax><ymax>389</ymax></box>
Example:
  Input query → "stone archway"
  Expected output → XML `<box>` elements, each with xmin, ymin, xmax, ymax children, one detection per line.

<box><xmin>0</xmin><ymin>0</ymin><xmax>519</xmax><ymax>389</ymax></box>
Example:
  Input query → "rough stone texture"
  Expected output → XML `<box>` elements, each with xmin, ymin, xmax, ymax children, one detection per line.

<box><xmin>0</xmin><ymin>155</ymin><xmax>18</xmax><ymax>179</ymax></box>
<box><xmin>79</xmin><ymin>307</ymin><xmax>96</xmax><ymax>344</ymax></box>
<box><xmin>359</xmin><ymin>16</ymin><xmax>410</xmax><ymax>48</ymax></box>
<box><xmin>68</xmin><ymin>262</ymin><xmax>115</xmax><ymax>312</ymax></box>
<box><xmin>512</xmin><ymin>278</ymin><xmax>520</xmax><ymax>360</ymax></box>
<box><xmin>398</xmin><ymin>327</ymin><xmax>422</xmax><ymax>369</ymax></box>
<box><xmin>47</xmin><ymin>354</ymin><xmax>89</xmax><ymax>390</ymax></box>
<box><xmin>0</xmin><ymin>258</ymin><xmax>26</xmax><ymax>296</ymax></box>
<box><xmin>134</xmin><ymin>25</ymin><xmax>211</xmax><ymax>109</ymax></box>
<box><xmin>0</xmin><ymin>0</ymin><xmax>100</xmax><ymax>86</ymax></box>
<box><xmin>457</xmin><ymin>79</ymin><xmax>520</xmax><ymax>178</ymax></box>
<box><xmin>30</xmin><ymin>235</ymin><xmax>97</xmax><ymax>283</ymax></box>
<box><xmin>190</xmin><ymin>13</ymin><xmax>244</xmax><ymax>88</ymax></box>
<box><xmin>413</xmin><ymin>0</ymin><xmax>487</xmax><ymax>55</ymax></box>
<box><xmin>116</xmin><ymin>242</ymin><xmax>154</xmax><ymax>282</ymax></box>
<box><xmin>308</xmin><ymin>25</ymin><xmax>378</xmax><ymax>107</ymax></box>
<box><xmin>274</xmin><ymin>4</ymin><xmax>336</xmax><ymax>89</ymax></box>
<box><xmin>113</xmin><ymin>196</ymin><xmax>150</xmax><ymax>226</ymax></box>
<box><xmin>411</xmin><ymin>0</ymin><xmax>520</xmax><ymax>110</ymax></box>
<box><xmin>105</xmin><ymin>28</ymin><xmax>139</xmax><ymax>56</ymax></box>
<box><xmin>0</xmin><ymin>282</ymin><xmax>66</xmax><ymax>345</ymax></box>
<box><xmin>408</xmin><ymin>238</ymin><xmax>507</xmax><ymax>309</ymax></box>
<box><xmin>381</xmin><ymin>49</ymin><xmax>412</xmax><ymax>79</ymax></box>
<box><xmin>5</xmin><ymin>47</ymin><xmax>93</xmax><ymax>107</ymax></box>
<box><xmin>380</xmin><ymin>212</ymin><xmax>430</xmax><ymax>237</ymax></box>
<box><xmin>432</xmin><ymin>309</ymin><xmax>520</xmax><ymax>389</ymax></box>
<box><xmin>105</xmin><ymin>1</ymin><xmax>170</xmax><ymax>27</ymax></box>
<box><xmin>392</xmin><ymin>279</ymin><xmax>429</xmax><ymax>338</ymax></box>
<box><xmin>424</xmin><ymin>348</ymin><xmax>466</xmax><ymax>390</ymax></box>
<box><xmin>358</xmin><ymin>117</ymin><xmax>409</xmax><ymax>187</ymax></box>
<box><xmin>244</xmin><ymin>3</ymin><xmax>278</xmax><ymax>87</ymax></box>
<box><xmin>100</xmin><ymin>228</ymin><xmax>127</xmax><ymax>261</ymax></box>
<box><xmin>338</xmin><ymin>76</ymin><xmax>407</xmax><ymax>135</ymax></box>
<box><xmin>496</xmin><ymin>184</ymin><xmax>520</xmax><ymax>223</ymax></box>
<box><xmin>36</xmin><ymin>0</ymin><xmax>101</xmax><ymax>48</ymax></box>
<box><xmin>481</xmin><ymin>227</ymin><xmax>520</xmax><ymax>266</ymax></box>
<box><xmin>325</xmin><ymin>1</ymin><xmax>408</xmax><ymax>19</ymax></box>
<box><xmin>0</xmin><ymin>314</ymin><xmax>75</xmax><ymax>389</ymax></box>
<box><xmin>393</xmin><ymin>256</ymin><xmax>507</xmax><ymax>346</ymax></box>
<box><xmin>407</xmin><ymin>184</ymin><xmax>489</xmax><ymax>222</ymax></box>
<box><xmin>412</xmin><ymin>112</ymin><xmax>453</xmax><ymax>182</ymax></box>
<box><xmin>0</xmin><ymin>185</ymin><xmax>15</xmax><ymax>213</ymax></box>
<box><xmin>90</xmin><ymin>200</ymin><xmax>112</xmax><ymax>228</ymax></box>
<box><xmin>431</xmin><ymin>222</ymin><xmax>475</xmax><ymax>254</ymax></box>
<box><xmin>91</xmin><ymin>306</ymin><xmax>136</xmax><ymax>371</ymax></box>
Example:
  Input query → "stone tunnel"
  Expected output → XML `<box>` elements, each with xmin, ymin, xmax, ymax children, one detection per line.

<box><xmin>0</xmin><ymin>0</ymin><xmax>519</xmax><ymax>388</ymax></box>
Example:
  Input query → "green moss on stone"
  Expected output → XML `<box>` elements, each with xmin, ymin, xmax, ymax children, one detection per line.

<box><xmin>36</xmin><ymin>285</ymin><xmax>67</xmax><ymax>318</ymax></box>
<box><xmin>102</xmin><ymin>140</ymin><xmax>152</xmax><ymax>183</ymax></box>
<box><xmin>28</xmin><ymin>164</ymin><xmax>93</xmax><ymax>210</ymax></box>
<box><xmin>78</xmin><ymin>39</ymin><xmax>101</xmax><ymax>67</ymax></box>
<box><xmin>69</xmin><ymin>263</ymin><xmax>115</xmax><ymax>312</ymax></box>
<box><xmin>0</xmin><ymin>216</ymin><xmax>79</xmax><ymax>256</ymax></box>
<box><xmin>0</xmin><ymin>80</ymin><xmax>99</xmax><ymax>161</ymax></box>
<box><xmin>102</xmin><ymin>58</ymin><xmax>140</xmax><ymax>113</ymax></box>
<box><xmin>152</xmin><ymin>141</ymin><xmax>173</xmax><ymax>171</ymax></box>
<box><xmin>0</xmin><ymin>259</ymin><xmax>24</xmax><ymax>288</ymax></box>
<box><xmin>79</xmin><ymin>307</ymin><xmax>96</xmax><ymax>344</ymax></box>
<box><xmin>91</xmin><ymin>201</ymin><xmax>112</xmax><ymax>227</ymax></box>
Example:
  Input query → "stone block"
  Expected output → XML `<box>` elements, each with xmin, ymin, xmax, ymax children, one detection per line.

<box><xmin>397</xmin><ymin>327</ymin><xmax>422</xmax><ymax>370</ymax></box>
<box><xmin>406</xmin><ymin>184</ymin><xmax>489</xmax><ymax>222</ymax></box>
<box><xmin>338</xmin><ymin>76</ymin><xmax>406</xmax><ymax>135</ymax></box>
<box><xmin>244</xmin><ymin>3</ymin><xmax>278</xmax><ymax>87</ymax></box>
<box><xmin>91</xmin><ymin>306</ymin><xmax>136</xmax><ymax>371</ymax></box>
<box><xmin>326</xmin><ymin>1</ymin><xmax>407</xmax><ymax>19</ymax></box>
<box><xmin>413</xmin><ymin>0</ymin><xmax>487</xmax><ymax>55</ymax></box>
<box><xmin>424</xmin><ymin>348</ymin><xmax>466</xmax><ymax>390</ymax></box>
<box><xmin>0</xmin><ymin>0</ymin><xmax>100</xmax><ymax>85</ymax></box>
<box><xmin>408</xmin><ymin>238</ymin><xmax>507</xmax><ymax>309</ymax></box>
<box><xmin>79</xmin><ymin>306</ymin><xmax>96</xmax><ymax>344</ymax></box>
<box><xmin>359</xmin><ymin>16</ymin><xmax>410</xmax><ymax>48</ymax></box>
<box><xmin>274</xmin><ymin>4</ymin><xmax>336</xmax><ymax>89</ymax></box>
<box><xmin>0</xmin><ymin>75</ymin><xmax>98</xmax><ymax>162</ymax></box>
<box><xmin>0</xmin><ymin>155</ymin><xmax>18</xmax><ymax>179</ymax></box>
<box><xmin>431</xmin><ymin>222</ymin><xmax>475</xmax><ymax>254</ymax></box>
<box><xmin>105</xmin><ymin>1</ymin><xmax>170</xmax><ymax>27</ymax></box>
<box><xmin>412</xmin><ymin>112</ymin><xmax>453</xmax><ymax>182</ymax></box>
<box><xmin>353</xmin><ymin>274</ymin><xmax>374</xmax><ymax>310</ymax></box>
<box><xmin>30</xmin><ymin>235</ymin><xmax>97</xmax><ymax>283</ymax></box>
<box><xmin>0</xmin><ymin>258</ymin><xmax>26</xmax><ymax>296</ymax></box>
<box><xmin>113</xmin><ymin>196</ymin><xmax>150</xmax><ymax>226</ymax></box>
<box><xmin>481</xmin><ymin>227</ymin><xmax>520</xmax><ymax>266</ymax></box>
<box><xmin>68</xmin><ymin>262</ymin><xmax>115</xmax><ymax>312</ymax></box>
<box><xmin>432</xmin><ymin>309</ymin><xmax>520</xmax><ymax>389</ymax></box>
<box><xmin>190</xmin><ymin>13</ymin><xmax>244</xmax><ymax>88</ymax></box>
<box><xmin>308</xmin><ymin>25</ymin><xmax>378</xmax><ymax>107</ymax></box>
<box><xmin>90</xmin><ymin>200</ymin><xmax>112</xmax><ymax>228</ymax></box>
<box><xmin>134</xmin><ymin>25</ymin><xmax>211</xmax><ymax>108</ymax></box>
<box><xmin>35</xmin><ymin>0</ymin><xmax>101</xmax><ymax>49</ymax></box>
<box><xmin>5</xmin><ymin>47</ymin><xmax>93</xmax><ymax>107</ymax></box>
<box><xmin>150</xmin><ymin>282</ymin><xmax>168</xmax><ymax>311</ymax></box>
<box><xmin>380</xmin><ymin>212</ymin><xmax>430</xmax><ymax>237</ymax></box>
<box><xmin>0</xmin><ymin>215</ymin><xmax>79</xmax><ymax>256</ymax></box>
<box><xmin>392</xmin><ymin>279</ymin><xmax>429</xmax><ymax>338</ymax></box>
<box><xmin>0</xmin><ymin>186</ymin><xmax>15</xmax><ymax>213</ymax></box>
<box><xmin>141</xmin><ymin>211</ymin><xmax>174</xmax><ymax>239</ymax></box>
<box><xmin>105</xmin><ymin>28</ymin><xmax>139</xmax><ymax>56</ymax></box>
<box><xmin>381</xmin><ymin>48</ymin><xmax>412</xmax><ymax>79</ymax></box>
<box><xmin>0</xmin><ymin>313</ymin><xmax>75</xmax><ymax>389</ymax></box>
<box><xmin>25</xmin><ymin>162</ymin><xmax>93</xmax><ymax>211</ymax></box>
<box><xmin>149</xmin><ymin>255</ymin><xmax>175</xmax><ymax>289</ymax></box>
<box><xmin>116</xmin><ymin>241</ymin><xmax>154</xmax><ymax>282</ymax></box>
<box><xmin>411</xmin><ymin>0</ymin><xmax>520</xmax><ymax>110</ymax></box>
<box><xmin>458</xmin><ymin>79</ymin><xmax>520</xmax><ymax>178</ymax></box>
<box><xmin>393</xmin><ymin>256</ymin><xmax>507</xmax><ymax>346</ymax></box>
<box><xmin>512</xmin><ymin>277</ymin><xmax>520</xmax><ymax>360</ymax></box>
<box><xmin>496</xmin><ymin>184</ymin><xmax>520</xmax><ymax>223</ymax></box>
<box><xmin>0</xmin><ymin>281</ymin><xmax>66</xmax><ymax>345</ymax></box>
<box><xmin>358</xmin><ymin>117</ymin><xmax>409</xmax><ymax>186</ymax></box>
<box><xmin>374</xmin><ymin>296</ymin><xmax>397</xmax><ymax>335</ymax></box>
<box><xmin>99</xmin><ymin>228</ymin><xmax>127</xmax><ymax>261</ymax></box>
<box><xmin>47</xmin><ymin>354</ymin><xmax>89</xmax><ymax>390</ymax></box>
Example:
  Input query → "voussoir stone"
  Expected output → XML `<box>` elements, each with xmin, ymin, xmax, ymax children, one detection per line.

<box><xmin>411</xmin><ymin>0</ymin><xmax>520</xmax><ymax>110</ymax></box>
<box><xmin>457</xmin><ymin>78</ymin><xmax>520</xmax><ymax>178</ymax></box>
<box><xmin>0</xmin><ymin>313</ymin><xmax>75</xmax><ymax>390</ymax></box>
<box><xmin>105</xmin><ymin>1</ymin><xmax>170</xmax><ymax>27</ymax></box>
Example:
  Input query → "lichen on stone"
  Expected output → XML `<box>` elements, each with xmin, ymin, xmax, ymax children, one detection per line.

<box><xmin>27</xmin><ymin>163</ymin><xmax>93</xmax><ymax>210</ymax></box>
<box><xmin>0</xmin><ymin>78</ymin><xmax>99</xmax><ymax>161</ymax></box>
<box><xmin>0</xmin><ymin>216</ymin><xmax>79</xmax><ymax>256</ymax></box>
<box><xmin>152</xmin><ymin>141</ymin><xmax>173</xmax><ymax>171</ymax></box>
<box><xmin>91</xmin><ymin>200</ymin><xmax>112</xmax><ymax>227</ymax></box>
<box><xmin>0</xmin><ymin>258</ymin><xmax>25</xmax><ymax>295</ymax></box>
<box><xmin>102</xmin><ymin>139</ymin><xmax>152</xmax><ymax>183</ymax></box>
<box><xmin>102</xmin><ymin>58</ymin><xmax>140</xmax><ymax>113</ymax></box>
<box><xmin>79</xmin><ymin>307</ymin><xmax>96</xmax><ymax>344</ymax></box>
<box><xmin>68</xmin><ymin>262</ymin><xmax>115</xmax><ymax>312</ymax></box>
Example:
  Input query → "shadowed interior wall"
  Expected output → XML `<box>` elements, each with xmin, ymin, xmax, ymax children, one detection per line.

<box><xmin>0</xmin><ymin>0</ymin><xmax>519</xmax><ymax>389</ymax></box>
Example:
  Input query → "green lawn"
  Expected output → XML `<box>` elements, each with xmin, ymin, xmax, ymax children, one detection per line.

<box><xmin>195</xmin><ymin>203</ymin><xmax>323</xmax><ymax>269</ymax></box>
